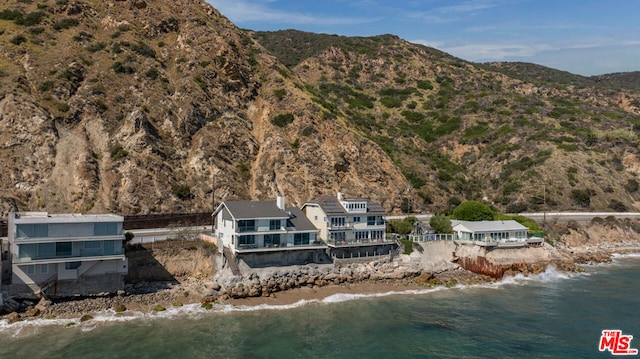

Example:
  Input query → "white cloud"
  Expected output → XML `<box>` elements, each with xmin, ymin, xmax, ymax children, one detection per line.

<box><xmin>409</xmin><ymin>0</ymin><xmax>507</xmax><ymax>23</ymax></box>
<box><xmin>207</xmin><ymin>0</ymin><xmax>378</xmax><ymax>26</ymax></box>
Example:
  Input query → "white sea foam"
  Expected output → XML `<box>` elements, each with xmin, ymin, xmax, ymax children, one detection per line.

<box><xmin>612</xmin><ymin>252</ymin><xmax>640</xmax><ymax>259</ymax></box>
<box><xmin>0</xmin><ymin>261</ymin><xmax>618</xmax><ymax>336</ymax></box>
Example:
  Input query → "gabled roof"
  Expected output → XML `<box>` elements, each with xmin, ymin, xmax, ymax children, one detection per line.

<box><xmin>285</xmin><ymin>207</ymin><xmax>317</xmax><ymax>231</ymax></box>
<box><xmin>213</xmin><ymin>201</ymin><xmax>318</xmax><ymax>232</ymax></box>
<box><xmin>215</xmin><ymin>200</ymin><xmax>289</xmax><ymax>220</ymax></box>
<box><xmin>303</xmin><ymin>196</ymin><xmax>386</xmax><ymax>215</ymax></box>
<box><xmin>451</xmin><ymin>220</ymin><xmax>527</xmax><ymax>233</ymax></box>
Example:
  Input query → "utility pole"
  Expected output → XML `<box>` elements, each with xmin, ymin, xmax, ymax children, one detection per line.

<box><xmin>211</xmin><ymin>171</ymin><xmax>216</xmax><ymax>232</ymax></box>
<box><xmin>543</xmin><ymin>182</ymin><xmax>546</xmax><ymax>224</ymax></box>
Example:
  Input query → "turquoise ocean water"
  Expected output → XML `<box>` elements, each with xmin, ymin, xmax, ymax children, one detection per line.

<box><xmin>1</xmin><ymin>254</ymin><xmax>639</xmax><ymax>358</ymax></box>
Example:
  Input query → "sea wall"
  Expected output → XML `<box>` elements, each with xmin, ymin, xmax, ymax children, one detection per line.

<box><xmin>215</xmin><ymin>258</ymin><xmax>421</xmax><ymax>300</ymax></box>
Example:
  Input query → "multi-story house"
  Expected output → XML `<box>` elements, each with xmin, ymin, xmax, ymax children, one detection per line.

<box><xmin>302</xmin><ymin>193</ymin><xmax>395</xmax><ymax>257</ymax></box>
<box><xmin>7</xmin><ymin>212</ymin><xmax>128</xmax><ymax>297</ymax></box>
<box><xmin>212</xmin><ymin>196</ymin><xmax>326</xmax><ymax>266</ymax></box>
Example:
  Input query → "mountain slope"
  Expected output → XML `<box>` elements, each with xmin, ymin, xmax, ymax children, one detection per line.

<box><xmin>0</xmin><ymin>0</ymin><xmax>412</xmax><ymax>215</ymax></box>
<box><xmin>2</xmin><ymin>1</ymin><xmax>640</xmax><ymax>216</ymax></box>
<box><xmin>254</xmin><ymin>30</ymin><xmax>640</xmax><ymax>213</ymax></box>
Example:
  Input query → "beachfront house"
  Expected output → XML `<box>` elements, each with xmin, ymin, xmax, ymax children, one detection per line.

<box><xmin>302</xmin><ymin>192</ymin><xmax>396</xmax><ymax>258</ymax></box>
<box><xmin>451</xmin><ymin>220</ymin><xmax>538</xmax><ymax>247</ymax></box>
<box><xmin>212</xmin><ymin>196</ymin><xmax>326</xmax><ymax>266</ymax></box>
<box><xmin>7</xmin><ymin>212</ymin><xmax>128</xmax><ymax>298</ymax></box>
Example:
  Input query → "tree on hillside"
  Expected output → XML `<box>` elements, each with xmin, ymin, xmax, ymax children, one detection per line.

<box><xmin>429</xmin><ymin>214</ymin><xmax>453</xmax><ymax>233</ymax></box>
<box><xmin>387</xmin><ymin>216</ymin><xmax>418</xmax><ymax>235</ymax></box>
<box><xmin>452</xmin><ymin>201</ymin><xmax>494</xmax><ymax>221</ymax></box>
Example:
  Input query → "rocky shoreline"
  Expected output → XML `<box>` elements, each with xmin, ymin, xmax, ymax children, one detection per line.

<box><xmin>3</xmin><ymin>221</ymin><xmax>640</xmax><ymax>325</ymax></box>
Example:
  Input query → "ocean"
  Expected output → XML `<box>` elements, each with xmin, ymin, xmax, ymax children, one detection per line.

<box><xmin>1</xmin><ymin>254</ymin><xmax>639</xmax><ymax>358</ymax></box>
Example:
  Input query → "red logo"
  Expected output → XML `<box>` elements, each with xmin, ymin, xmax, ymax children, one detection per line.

<box><xmin>600</xmin><ymin>330</ymin><xmax>638</xmax><ymax>355</ymax></box>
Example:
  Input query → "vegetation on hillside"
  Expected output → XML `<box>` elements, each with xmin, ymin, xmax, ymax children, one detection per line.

<box><xmin>254</xmin><ymin>30</ymin><xmax>640</xmax><ymax>213</ymax></box>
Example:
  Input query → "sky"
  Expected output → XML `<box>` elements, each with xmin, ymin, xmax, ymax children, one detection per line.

<box><xmin>206</xmin><ymin>0</ymin><xmax>640</xmax><ymax>76</ymax></box>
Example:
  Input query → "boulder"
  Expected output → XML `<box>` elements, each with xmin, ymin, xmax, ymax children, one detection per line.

<box><xmin>5</xmin><ymin>312</ymin><xmax>21</xmax><ymax>324</ymax></box>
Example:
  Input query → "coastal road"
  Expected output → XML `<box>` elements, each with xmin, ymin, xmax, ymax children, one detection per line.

<box><xmin>387</xmin><ymin>212</ymin><xmax>640</xmax><ymax>224</ymax></box>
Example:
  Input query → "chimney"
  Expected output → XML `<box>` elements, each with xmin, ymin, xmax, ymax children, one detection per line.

<box><xmin>337</xmin><ymin>192</ymin><xmax>343</xmax><ymax>201</ymax></box>
<box><xmin>276</xmin><ymin>195</ymin><xmax>285</xmax><ymax>211</ymax></box>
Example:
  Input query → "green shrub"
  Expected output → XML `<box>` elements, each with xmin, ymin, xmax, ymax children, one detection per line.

<box><xmin>270</xmin><ymin>113</ymin><xmax>294</xmax><ymax>127</ymax></box>
<box><xmin>52</xmin><ymin>18</ymin><xmax>79</xmax><ymax>30</ymax></box>
<box><xmin>39</xmin><ymin>80</ymin><xmax>55</xmax><ymax>92</ymax></box>
<box><xmin>131</xmin><ymin>41</ymin><xmax>156</xmax><ymax>58</ymax></box>
<box><xmin>401</xmin><ymin>110</ymin><xmax>424</xmax><ymax>122</ymax></box>
<box><xmin>109</xmin><ymin>143</ymin><xmax>128</xmax><ymax>160</ymax></box>
<box><xmin>112</xmin><ymin>61</ymin><xmax>134</xmax><ymax>74</ymax></box>
<box><xmin>380</xmin><ymin>96</ymin><xmax>403</xmax><ymax>108</ymax></box>
<box><xmin>570</xmin><ymin>189</ymin><xmax>594</xmax><ymax>207</ymax></box>
<box><xmin>86</xmin><ymin>42</ymin><xmax>106</xmax><ymax>53</ymax></box>
<box><xmin>28</xmin><ymin>26</ymin><xmax>45</xmax><ymax>35</ymax></box>
<box><xmin>273</xmin><ymin>88</ymin><xmax>286</xmax><ymax>100</ymax></box>
<box><xmin>625</xmin><ymin>179</ymin><xmax>639</xmax><ymax>193</ymax></box>
<box><xmin>399</xmin><ymin>239</ymin><xmax>414</xmax><ymax>255</ymax></box>
<box><xmin>417</xmin><ymin>80</ymin><xmax>433</xmax><ymax>90</ymax></box>
<box><xmin>430</xmin><ymin>214</ymin><xmax>452</xmax><ymax>233</ymax></box>
<box><xmin>10</xmin><ymin>35</ymin><xmax>27</xmax><ymax>45</ymax></box>
<box><xmin>171</xmin><ymin>184</ymin><xmax>192</xmax><ymax>200</ymax></box>
<box><xmin>0</xmin><ymin>9</ymin><xmax>23</xmax><ymax>21</ymax></box>
<box><xmin>145</xmin><ymin>67</ymin><xmax>159</xmax><ymax>80</ymax></box>
<box><xmin>452</xmin><ymin>201</ymin><xmax>494</xmax><ymax>221</ymax></box>
<box><xmin>236</xmin><ymin>163</ymin><xmax>251</xmax><ymax>181</ymax></box>
<box><xmin>15</xmin><ymin>11</ymin><xmax>46</xmax><ymax>26</ymax></box>
<box><xmin>609</xmin><ymin>199</ymin><xmax>627</xmax><ymax>212</ymax></box>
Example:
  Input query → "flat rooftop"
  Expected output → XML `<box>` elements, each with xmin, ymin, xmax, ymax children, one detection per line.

<box><xmin>11</xmin><ymin>212</ymin><xmax>123</xmax><ymax>223</ymax></box>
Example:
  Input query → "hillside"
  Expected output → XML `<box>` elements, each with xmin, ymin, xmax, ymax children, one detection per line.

<box><xmin>253</xmin><ymin>30</ymin><xmax>640</xmax><ymax>213</ymax></box>
<box><xmin>0</xmin><ymin>0</ymin><xmax>411</xmax><ymax>215</ymax></box>
<box><xmin>1</xmin><ymin>1</ymin><xmax>640</xmax><ymax>216</ymax></box>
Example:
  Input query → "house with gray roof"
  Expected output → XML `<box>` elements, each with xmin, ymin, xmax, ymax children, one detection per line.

<box><xmin>212</xmin><ymin>196</ymin><xmax>323</xmax><ymax>257</ymax></box>
<box><xmin>302</xmin><ymin>192</ymin><xmax>396</xmax><ymax>258</ymax></box>
<box><xmin>451</xmin><ymin>220</ymin><xmax>542</xmax><ymax>247</ymax></box>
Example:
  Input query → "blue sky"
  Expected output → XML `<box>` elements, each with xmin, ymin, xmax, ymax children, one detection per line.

<box><xmin>206</xmin><ymin>0</ymin><xmax>640</xmax><ymax>76</ymax></box>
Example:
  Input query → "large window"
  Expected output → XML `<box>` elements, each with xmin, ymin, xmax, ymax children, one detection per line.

<box><xmin>355</xmin><ymin>231</ymin><xmax>368</xmax><ymax>240</ymax></box>
<box><xmin>367</xmin><ymin>216</ymin><xmax>384</xmax><ymax>226</ymax></box>
<box><xmin>238</xmin><ymin>235</ymin><xmax>256</xmax><ymax>247</ymax></box>
<box><xmin>16</xmin><ymin>224</ymin><xmax>48</xmax><ymax>238</ymax></box>
<box><xmin>330</xmin><ymin>232</ymin><xmax>346</xmax><ymax>242</ymax></box>
<box><xmin>104</xmin><ymin>240</ymin><xmax>116</xmax><ymax>255</ymax></box>
<box><xmin>294</xmin><ymin>233</ymin><xmax>310</xmax><ymax>245</ymax></box>
<box><xmin>56</xmin><ymin>242</ymin><xmax>72</xmax><ymax>257</ymax></box>
<box><xmin>264</xmin><ymin>234</ymin><xmax>281</xmax><ymax>247</ymax></box>
<box><xmin>94</xmin><ymin>222</ymin><xmax>119</xmax><ymax>236</ymax></box>
<box><xmin>237</xmin><ymin>220</ymin><xmax>256</xmax><ymax>232</ymax></box>
<box><xmin>330</xmin><ymin>217</ymin><xmax>346</xmax><ymax>228</ymax></box>
<box><xmin>269</xmin><ymin>220</ymin><xmax>281</xmax><ymax>230</ymax></box>
<box><xmin>83</xmin><ymin>241</ymin><xmax>102</xmax><ymax>256</ymax></box>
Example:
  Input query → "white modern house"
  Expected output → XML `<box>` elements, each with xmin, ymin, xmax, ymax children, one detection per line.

<box><xmin>7</xmin><ymin>212</ymin><xmax>128</xmax><ymax>297</ymax></box>
<box><xmin>212</xmin><ymin>196</ymin><xmax>326</xmax><ymax>266</ymax></box>
<box><xmin>302</xmin><ymin>192</ymin><xmax>395</xmax><ymax>257</ymax></box>
<box><xmin>451</xmin><ymin>220</ymin><xmax>541</xmax><ymax>247</ymax></box>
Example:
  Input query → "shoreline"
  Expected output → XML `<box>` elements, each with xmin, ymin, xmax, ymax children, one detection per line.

<box><xmin>3</xmin><ymin>237</ymin><xmax>640</xmax><ymax>327</ymax></box>
<box><xmin>1</xmin><ymin>251</ymin><xmax>640</xmax><ymax>333</ymax></box>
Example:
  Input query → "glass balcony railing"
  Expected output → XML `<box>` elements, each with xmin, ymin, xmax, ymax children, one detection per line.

<box><xmin>13</xmin><ymin>249</ymin><xmax>125</xmax><ymax>263</ymax></box>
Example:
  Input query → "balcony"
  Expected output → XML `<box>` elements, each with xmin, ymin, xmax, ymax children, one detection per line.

<box><xmin>12</xmin><ymin>234</ymin><xmax>124</xmax><ymax>243</ymax></box>
<box><xmin>235</xmin><ymin>241</ymin><xmax>327</xmax><ymax>253</ymax></box>
<box><xmin>13</xmin><ymin>249</ymin><xmax>125</xmax><ymax>264</ymax></box>
<box><xmin>326</xmin><ymin>237</ymin><xmax>395</xmax><ymax>247</ymax></box>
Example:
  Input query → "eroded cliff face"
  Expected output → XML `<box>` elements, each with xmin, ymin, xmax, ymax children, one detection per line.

<box><xmin>0</xmin><ymin>0</ymin><xmax>411</xmax><ymax>215</ymax></box>
<box><xmin>453</xmin><ymin>244</ymin><xmax>575</xmax><ymax>279</ymax></box>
